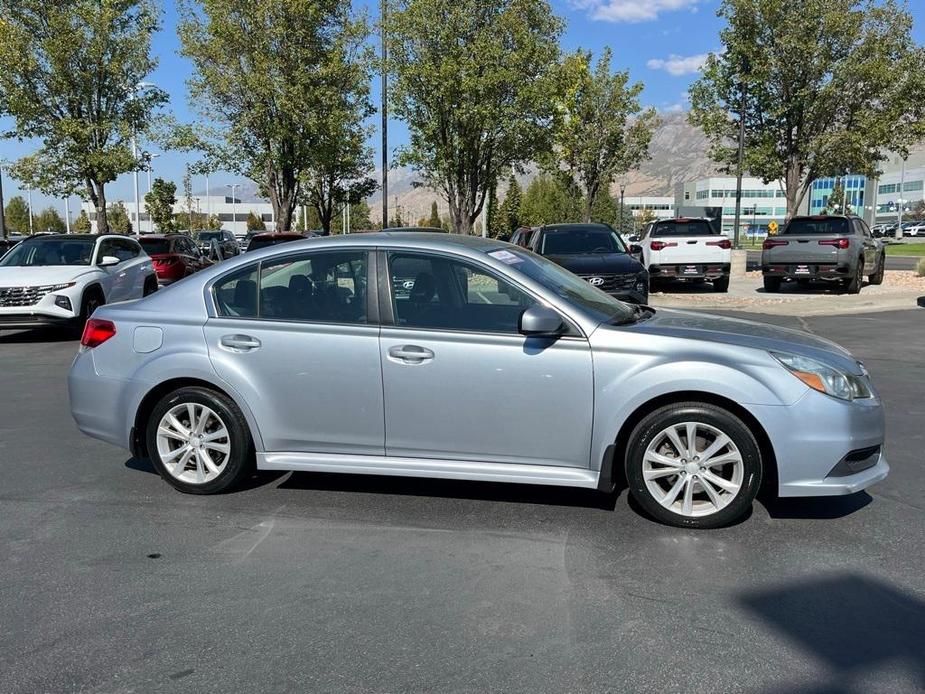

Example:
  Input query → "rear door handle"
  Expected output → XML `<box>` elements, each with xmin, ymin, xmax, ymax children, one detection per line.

<box><xmin>388</xmin><ymin>345</ymin><xmax>434</xmax><ymax>363</ymax></box>
<box><xmin>220</xmin><ymin>334</ymin><xmax>262</xmax><ymax>352</ymax></box>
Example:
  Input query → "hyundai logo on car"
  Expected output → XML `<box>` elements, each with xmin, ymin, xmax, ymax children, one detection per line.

<box><xmin>588</xmin><ymin>276</ymin><xmax>604</xmax><ymax>286</ymax></box>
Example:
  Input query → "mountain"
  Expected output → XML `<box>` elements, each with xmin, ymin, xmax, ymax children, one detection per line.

<box><xmin>366</xmin><ymin>111</ymin><xmax>719</xmax><ymax>222</ymax></box>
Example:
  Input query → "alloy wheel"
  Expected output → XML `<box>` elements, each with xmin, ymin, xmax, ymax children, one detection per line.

<box><xmin>641</xmin><ymin>421</ymin><xmax>744</xmax><ymax>518</ymax></box>
<box><xmin>155</xmin><ymin>403</ymin><xmax>231</xmax><ymax>484</ymax></box>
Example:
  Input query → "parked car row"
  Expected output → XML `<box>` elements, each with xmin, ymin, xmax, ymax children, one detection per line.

<box><xmin>871</xmin><ymin>220</ymin><xmax>925</xmax><ymax>237</ymax></box>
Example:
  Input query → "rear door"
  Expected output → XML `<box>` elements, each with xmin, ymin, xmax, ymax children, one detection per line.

<box><xmin>204</xmin><ymin>249</ymin><xmax>384</xmax><ymax>454</ymax></box>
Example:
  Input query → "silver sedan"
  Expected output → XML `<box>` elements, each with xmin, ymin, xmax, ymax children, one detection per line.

<box><xmin>68</xmin><ymin>233</ymin><xmax>888</xmax><ymax>528</ymax></box>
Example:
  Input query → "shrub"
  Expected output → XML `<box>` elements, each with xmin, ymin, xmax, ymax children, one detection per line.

<box><xmin>916</xmin><ymin>257</ymin><xmax>925</xmax><ymax>278</ymax></box>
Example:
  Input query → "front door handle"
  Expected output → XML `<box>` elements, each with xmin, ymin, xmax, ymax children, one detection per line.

<box><xmin>220</xmin><ymin>334</ymin><xmax>262</xmax><ymax>352</ymax></box>
<box><xmin>388</xmin><ymin>345</ymin><xmax>434</xmax><ymax>363</ymax></box>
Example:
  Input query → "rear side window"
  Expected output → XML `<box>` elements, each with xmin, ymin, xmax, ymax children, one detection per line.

<box><xmin>782</xmin><ymin>218</ymin><xmax>850</xmax><ymax>235</ymax></box>
<box><xmin>260</xmin><ymin>251</ymin><xmax>367</xmax><ymax>324</ymax></box>
<box><xmin>651</xmin><ymin>220</ymin><xmax>717</xmax><ymax>237</ymax></box>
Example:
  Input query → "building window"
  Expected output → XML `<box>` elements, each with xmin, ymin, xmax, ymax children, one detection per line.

<box><xmin>904</xmin><ymin>180</ymin><xmax>923</xmax><ymax>192</ymax></box>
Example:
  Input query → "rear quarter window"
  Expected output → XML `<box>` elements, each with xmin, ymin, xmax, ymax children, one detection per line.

<box><xmin>651</xmin><ymin>220</ymin><xmax>716</xmax><ymax>237</ymax></box>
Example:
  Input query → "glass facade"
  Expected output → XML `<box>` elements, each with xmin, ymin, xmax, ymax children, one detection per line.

<box><xmin>809</xmin><ymin>175</ymin><xmax>866</xmax><ymax>212</ymax></box>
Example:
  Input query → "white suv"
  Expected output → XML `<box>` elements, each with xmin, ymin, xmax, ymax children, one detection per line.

<box><xmin>0</xmin><ymin>234</ymin><xmax>157</xmax><ymax>331</ymax></box>
<box><xmin>630</xmin><ymin>218</ymin><xmax>732</xmax><ymax>292</ymax></box>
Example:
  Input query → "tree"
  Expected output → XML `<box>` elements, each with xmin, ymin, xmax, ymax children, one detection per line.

<box><xmin>485</xmin><ymin>183</ymin><xmax>502</xmax><ymax>239</ymax></box>
<box><xmin>178</xmin><ymin>0</ymin><xmax>371</xmax><ymax>234</ymax></box>
<box><xmin>388</xmin><ymin>0</ymin><xmax>564</xmax><ymax>235</ymax></box>
<box><xmin>4</xmin><ymin>196</ymin><xmax>30</xmax><ymax>234</ymax></box>
<box><xmin>73</xmin><ymin>209</ymin><xmax>92</xmax><ymax>233</ymax></box>
<box><xmin>826</xmin><ymin>180</ymin><xmax>846</xmax><ymax>214</ymax></box>
<box><xmin>144</xmin><ymin>178</ymin><xmax>177</xmax><ymax>233</ymax></box>
<box><xmin>246</xmin><ymin>211</ymin><xmax>266</xmax><ymax>232</ymax></box>
<box><xmin>427</xmin><ymin>201</ymin><xmax>442</xmax><ymax>228</ymax></box>
<box><xmin>0</xmin><ymin>1</ymin><xmax>167</xmax><ymax>234</ymax></box>
<box><xmin>635</xmin><ymin>207</ymin><xmax>658</xmax><ymax>231</ymax></box>
<box><xmin>908</xmin><ymin>200</ymin><xmax>925</xmax><ymax>221</ymax></box>
<box><xmin>349</xmin><ymin>200</ymin><xmax>374</xmax><ymax>231</ymax></box>
<box><xmin>107</xmin><ymin>203</ymin><xmax>133</xmax><ymax>234</ymax></box>
<box><xmin>34</xmin><ymin>207</ymin><xmax>66</xmax><ymax>233</ymax></box>
<box><xmin>496</xmin><ymin>175</ymin><xmax>522</xmax><ymax>240</ymax></box>
<box><xmin>519</xmin><ymin>173</ymin><xmax>580</xmax><ymax>226</ymax></box>
<box><xmin>689</xmin><ymin>0</ymin><xmax>925</xmax><ymax>219</ymax></box>
<box><xmin>552</xmin><ymin>49</ymin><xmax>658</xmax><ymax>223</ymax></box>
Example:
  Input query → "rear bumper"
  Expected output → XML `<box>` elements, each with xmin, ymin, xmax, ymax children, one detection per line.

<box><xmin>650</xmin><ymin>263</ymin><xmax>729</xmax><ymax>280</ymax></box>
<box><xmin>762</xmin><ymin>263</ymin><xmax>852</xmax><ymax>280</ymax></box>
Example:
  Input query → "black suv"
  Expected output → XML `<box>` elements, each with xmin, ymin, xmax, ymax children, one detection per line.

<box><xmin>527</xmin><ymin>223</ymin><xmax>649</xmax><ymax>304</ymax></box>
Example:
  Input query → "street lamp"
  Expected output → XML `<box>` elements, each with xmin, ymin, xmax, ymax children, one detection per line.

<box><xmin>227</xmin><ymin>184</ymin><xmax>240</xmax><ymax>234</ymax></box>
<box><xmin>896</xmin><ymin>158</ymin><xmax>906</xmax><ymax>241</ymax></box>
<box><xmin>0</xmin><ymin>160</ymin><xmax>6</xmax><ymax>239</ymax></box>
<box><xmin>146</xmin><ymin>153</ymin><xmax>160</xmax><ymax>234</ymax></box>
<box><xmin>130</xmin><ymin>82</ymin><xmax>158</xmax><ymax>235</ymax></box>
<box><xmin>619</xmin><ymin>183</ymin><xmax>626</xmax><ymax>235</ymax></box>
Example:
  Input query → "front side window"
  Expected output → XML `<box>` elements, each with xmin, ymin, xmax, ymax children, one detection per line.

<box><xmin>389</xmin><ymin>252</ymin><xmax>537</xmax><ymax>333</ymax></box>
<box><xmin>96</xmin><ymin>239</ymin><xmax>119</xmax><ymax>263</ymax></box>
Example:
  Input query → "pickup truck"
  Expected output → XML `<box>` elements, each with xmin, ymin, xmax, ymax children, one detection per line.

<box><xmin>629</xmin><ymin>218</ymin><xmax>731</xmax><ymax>292</ymax></box>
<box><xmin>761</xmin><ymin>215</ymin><xmax>885</xmax><ymax>294</ymax></box>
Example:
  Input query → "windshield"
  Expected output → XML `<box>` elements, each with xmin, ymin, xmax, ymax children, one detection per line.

<box><xmin>483</xmin><ymin>247</ymin><xmax>635</xmax><ymax>324</ymax></box>
<box><xmin>539</xmin><ymin>227</ymin><xmax>626</xmax><ymax>255</ymax></box>
<box><xmin>0</xmin><ymin>238</ymin><xmax>94</xmax><ymax>267</ymax></box>
<box><xmin>651</xmin><ymin>220</ymin><xmax>717</xmax><ymax>237</ymax></box>
<box><xmin>782</xmin><ymin>218</ymin><xmax>850</xmax><ymax>235</ymax></box>
<box><xmin>138</xmin><ymin>238</ymin><xmax>173</xmax><ymax>255</ymax></box>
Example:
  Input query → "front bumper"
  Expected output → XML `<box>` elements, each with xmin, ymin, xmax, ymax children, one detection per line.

<box><xmin>0</xmin><ymin>313</ymin><xmax>76</xmax><ymax>329</ymax></box>
<box><xmin>748</xmin><ymin>387</ymin><xmax>889</xmax><ymax>497</ymax></box>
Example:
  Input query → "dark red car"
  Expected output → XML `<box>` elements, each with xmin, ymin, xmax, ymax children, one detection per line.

<box><xmin>244</xmin><ymin>232</ymin><xmax>313</xmax><ymax>252</ymax></box>
<box><xmin>138</xmin><ymin>234</ymin><xmax>209</xmax><ymax>285</ymax></box>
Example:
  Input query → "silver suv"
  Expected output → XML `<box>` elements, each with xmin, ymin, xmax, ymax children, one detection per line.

<box><xmin>761</xmin><ymin>215</ymin><xmax>885</xmax><ymax>293</ymax></box>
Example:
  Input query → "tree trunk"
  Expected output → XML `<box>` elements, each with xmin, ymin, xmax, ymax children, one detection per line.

<box><xmin>784</xmin><ymin>160</ymin><xmax>807</xmax><ymax>220</ymax></box>
<box><xmin>92</xmin><ymin>180</ymin><xmax>109</xmax><ymax>235</ymax></box>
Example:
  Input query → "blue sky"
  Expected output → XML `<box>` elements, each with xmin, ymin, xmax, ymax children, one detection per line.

<box><xmin>2</xmin><ymin>0</ymin><xmax>924</xmax><ymax>216</ymax></box>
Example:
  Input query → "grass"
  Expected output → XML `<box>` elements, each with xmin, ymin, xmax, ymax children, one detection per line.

<box><xmin>885</xmin><ymin>243</ymin><xmax>925</xmax><ymax>257</ymax></box>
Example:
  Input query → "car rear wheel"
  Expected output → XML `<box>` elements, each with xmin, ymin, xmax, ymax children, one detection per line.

<box><xmin>844</xmin><ymin>259</ymin><xmax>863</xmax><ymax>294</ymax></box>
<box><xmin>868</xmin><ymin>254</ymin><xmax>885</xmax><ymax>285</ymax></box>
<box><xmin>625</xmin><ymin>402</ymin><xmax>762</xmax><ymax>529</ymax></box>
<box><xmin>712</xmin><ymin>275</ymin><xmax>730</xmax><ymax>293</ymax></box>
<box><xmin>762</xmin><ymin>276</ymin><xmax>781</xmax><ymax>293</ymax></box>
<box><xmin>146</xmin><ymin>386</ymin><xmax>253</xmax><ymax>494</ymax></box>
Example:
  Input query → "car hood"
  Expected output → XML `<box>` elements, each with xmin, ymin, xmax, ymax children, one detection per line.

<box><xmin>0</xmin><ymin>265</ymin><xmax>98</xmax><ymax>286</ymax></box>
<box><xmin>622</xmin><ymin>308</ymin><xmax>861</xmax><ymax>374</ymax></box>
<box><xmin>543</xmin><ymin>252</ymin><xmax>644</xmax><ymax>275</ymax></box>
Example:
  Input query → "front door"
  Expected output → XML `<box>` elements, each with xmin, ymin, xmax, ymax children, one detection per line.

<box><xmin>379</xmin><ymin>251</ymin><xmax>594</xmax><ymax>468</ymax></box>
<box><xmin>204</xmin><ymin>249</ymin><xmax>384</xmax><ymax>454</ymax></box>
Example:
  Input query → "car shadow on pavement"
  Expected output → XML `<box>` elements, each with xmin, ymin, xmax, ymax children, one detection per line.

<box><xmin>760</xmin><ymin>492</ymin><xmax>873</xmax><ymax>520</ymax></box>
<box><xmin>0</xmin><ymin>328</ymin><xmax>77</xmax><ymax>343</ymax></box>
<box><xmin>739</xmin><ymin>573</ymin><xmax>925</xmax><ymax>692</ymax></box>
<box><xmin>279</xmin><ymin>471</ymin><xmax>620</xmax><ymax>510</ymax></box>
<box><xmin>123</xmin><ymin>457</ymin><xmax>287</xmax><ymax>492</ymax></box>
<box><xmin>756</xmin><ymin>280</ymin><xmax>855</xmax><ymax>295</ymax></box>
<box><xmin>651</xmin><ymin>280</ymin><xmax>721</xmax><ymax>295</ymax></box>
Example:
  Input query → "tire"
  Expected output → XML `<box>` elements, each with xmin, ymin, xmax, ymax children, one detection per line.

<box><xmin>143</xmin><ymin>274</ymin><xmax>158</xmax><ymax>296</ymax></box>
<box><xmin>712</xmin><ymin>275</ymin><xmax>730</xmax><ymax>293</ymax></box>
<box><xmin>763</xmin><ymin>276</ymin><xmax>781</xmax><ymax>293</ymax></box>
<box><xmin>72</xmin><ymin>287</ymin><xmax>104</xmax><ymax>336</ymax></box>
<box><xmin>845</xmin><ymin>259</ymin><xmax>863</xmax><ymax>294</ymax></box>
<box><xmin>625</xmin><ymin>402</ymin><xmax>762</xmax><ymax>529</ymax></box>
<box><xmin>146</xmin><ymin>386</ymin><xmax>254</xmax><ymax>494</ymax></box>
<box><xmin>868</xmin><ymin>254</ymin><xmax>885</xmax><ymax>286</ymax></box>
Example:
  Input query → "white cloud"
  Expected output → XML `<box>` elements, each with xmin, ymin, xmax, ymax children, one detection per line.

<box><xmin>661</xmin><ymin>103</ymin><xmax>685</xmax><ymax>113</ymax></box>
<box><xmin>646</xmin><ymin>53</ymin><xmax>709</xmax><ymax>76</ymax></box>
<box><xmin>573</xmin><ymin>0</ymin><xmax>703</xmax><ymax>23</ymax></box>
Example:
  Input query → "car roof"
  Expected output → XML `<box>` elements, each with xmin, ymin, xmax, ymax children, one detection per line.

<box><xmin>251</xmin><ymin>232</ymin><xmax>304</xmax><ymax>238</ymax></box>
<box><xmin>384</xmin><ymin>226</ymin><xmax>447</xmax><ymax>233</ymax></box>
<box><xmin>540</xmin><ymin>223</ymin><xmax>612</xmax><ymax>231</ymax></box>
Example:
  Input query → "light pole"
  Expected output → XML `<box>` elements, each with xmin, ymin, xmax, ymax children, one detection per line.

<box><xmin>0</xmin><ymin>161</ymin><xmax>6</xmax><ymax>239</ymax></box>
<box><xmin>380</xmin><ymin>0</ymin><xmax>389</xmax><ymax>229</ymax></box>
<box><xmin>227</xmin><ymin>184</ymin><xmax>239</xmax><ymax>235</ymax></box>
<box><xmin>64</xmin><ymin>197</ymin><xmax>71</xmax><ymax>233</ymax></box>
<box><xmin>619</xmin><ymin>183</ymin><xmax>626</xmax><ymax>235</ymax></box>
<box><xmin>130</xmin><ymin>82</ymin><xmax>158</xmax><ymax>235</ymax></box>
<box><xmin>27</xmin><ymin>188</ymin><xmax>34</xmax><ymax>235</ymax></box>
<box><xmin>896</xmin><ymin>158</ymin><xmax>906</xmax><ymax>241</ymax></box>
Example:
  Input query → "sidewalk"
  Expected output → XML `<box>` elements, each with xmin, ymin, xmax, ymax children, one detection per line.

<box><xmin>649</xmin><ymin>271</ymin><xmax>925</xmax><ymax>316</ymax></box>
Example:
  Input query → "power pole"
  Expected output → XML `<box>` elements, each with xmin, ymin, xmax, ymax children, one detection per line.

<box><xmin>380</xmin><ymin>0</ymin><xmax>389</xmax><ymax>229</ymax></box>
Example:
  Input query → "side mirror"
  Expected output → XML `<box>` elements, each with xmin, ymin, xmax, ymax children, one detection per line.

<box><xmin>628</xmin><ymin>234</ymin><xmax>640</xmax><ymax>243</ymax></box>
<box><xmin>629</xmin><ymin>244</ymin><xmax>643</xmax><ymax>256</ymax></box>
<box><xmin>99</xmin><ymin>255</ymin><xmax>120</xmax><ymax>267</ymax></box>
<box><xmin>519</xmin><ymin>305</ymin><xmax>565</xmax><ymax>337</ymax></box>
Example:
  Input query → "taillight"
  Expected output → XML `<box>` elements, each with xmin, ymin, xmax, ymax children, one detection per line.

<box><xmin>81</xmin><ymin>319</ymin><xmax>116</xmax><ymax>348</ymax></box>
<box><xmin>818</xmin><ymin>238</ymin><xmax>850</xmax><ymax>249</ymax></box>
<box><xmin>707</xmin><ymin>238</ymin><xmax>732</xmax><ymax>249</ymax></box>
<box><xmin>650</xmin><ymin>241</ymin><xmax>678</xmax><ymax>251</ymax></box>
<box><xmin>763</xmin><ymin>239</ymin><xmax>789</xmax><ymax>249</ymax></box>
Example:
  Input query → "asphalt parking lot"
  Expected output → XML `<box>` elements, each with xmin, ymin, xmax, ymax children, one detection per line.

<box><xmin>1</xmin><ymin>310</ymin><xmax>924</xmax><ymax>693</ymax></box>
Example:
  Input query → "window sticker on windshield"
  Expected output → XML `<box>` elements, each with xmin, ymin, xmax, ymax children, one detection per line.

<box><xmin>488</xmin><ymin>249</ymin><xmax>523</xmax><ymax>264</ymax></box>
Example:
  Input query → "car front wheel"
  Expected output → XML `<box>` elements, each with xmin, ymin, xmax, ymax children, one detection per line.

<box><xmin>625</xmin><ymin>402</ymin><xmax>762</xmax><ymax>528</ymax></box>
<box><xmin>146</xmin><ymin>386</ymin><xmax>253</xmax><ymax>494</ymax></box>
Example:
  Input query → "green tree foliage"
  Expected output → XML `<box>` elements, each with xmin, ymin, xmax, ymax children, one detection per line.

<box><xmin>427</xmin><ymin>201</ymin><xmax>442</xmax><ymax>228</ymax></box>
<box><xmin>144</xmin><ymin>178</ymin><xmax>177</xmax><ymax>233</ymax></box>
<box><xmin>295</xmin><ymin>205</ymin><xmax>323</xmax><ymax>233</ymax></box>
<box><xmin>107</xmin><ymin>202</ymin><xmax>133</xmax><ymax>234</ymax></box>
<box><xmin>826</xmin><ymin>180</ymin><xmax>846</xmax><ymax>214</ymax></box>
<box><xmin>388</xmin><ymin>0</ymin><xmax>564</xmax><ymax>234</ymax></box>
<box><xmin>178</xmin><ymin>0</ymin><xmax>371</xmax><ymax>234</ymax></box>
<box><xmin>246</xmin><ymin>211</ymin><xmax>266</xmax><ymax>232</ymax></box>
<box><xmin>689</xmin><ymin>0</ymin><xmax>925</xmax><ymax>218</ymax></box>
<box><xmin>0</xmin><ymin>0</ymin><xmax>166</xmax><ymax>234</ymax></box>
<box><xmin>4</xmin><ymin>195</ymin><xmax>30</xmax><ymax>234</ymax></box>
<box><xmin>73</xmin><ymin>209</ymin><xmax>92</xmax><ymax>233</ymax></box>
<box><xmin>552</xmin><ymin>49</ymin><xmax>658</xmax><ymax>223</ymax></box>
<box><xmin>496</xmin><ymin>175</ymin><xmax>522</xmax><ymax>240</ymax></box>
<box><xmin>485</xmin><ymin>183</ymin><xmax>501</xmax><ymax>239</ymax></box>
<box><xmin>34</xmin><ymin>207</ymin><xmax>66</xmax><ymax>233</ymax></box>
<box><xmin>349</xmin><ymin>200</ymin><xmax>374</xmax><ymax>231</ymax></box>
<box><xmin>519</xmin><ymin>173</ymin><xmax>580</xmax><ymax>227</ymax></box>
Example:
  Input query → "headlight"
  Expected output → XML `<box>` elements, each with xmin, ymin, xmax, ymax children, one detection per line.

<box><xmin>771</xmin><ymin>352</ymin><xmax>872</xmax><ymax>401</ymax></box>
<box><xmin>38</xmin><ymin>282</ymin><xmax>77</xmax><ymax>293</ymax></box>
